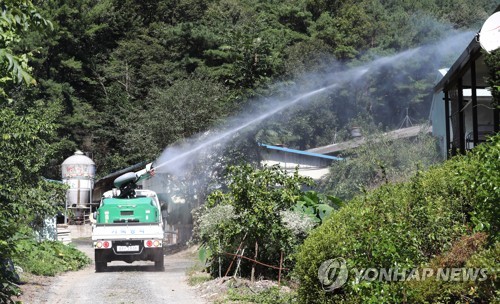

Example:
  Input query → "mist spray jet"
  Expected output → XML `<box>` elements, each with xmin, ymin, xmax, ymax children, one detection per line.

<box><xmin>152</xmin><ymin>31</ymin><xmax>474</xmax><ymax>175</ymax></box>
<box><xmin>153</xmin><ymin>83</ymin><xmax>342</xmax><ymax>172</ymax></box>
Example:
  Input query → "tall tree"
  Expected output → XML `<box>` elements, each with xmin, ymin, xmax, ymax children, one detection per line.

<box><xmin>0</xmin><ymin>1</ymin><xmax>65</xmax><ymax>302</ymax></box>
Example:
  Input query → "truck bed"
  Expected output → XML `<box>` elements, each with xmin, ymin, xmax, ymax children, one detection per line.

<box><xmin>92</xmin><ymin>222</ymin><xmax>164</xmax><ymax>240</ymax></box>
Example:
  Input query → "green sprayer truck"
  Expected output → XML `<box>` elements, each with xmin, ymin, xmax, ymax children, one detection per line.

<box><xmin>92</xmin><ymin>163</ymin><xmax>165</xmax><ymax>272</ymax></box>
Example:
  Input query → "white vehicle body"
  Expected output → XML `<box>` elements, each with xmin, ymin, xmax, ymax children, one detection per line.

<box><xmin>92</xmin><ymin>189</ymin><xmax>165</xmax><ymax>272</ymax></box>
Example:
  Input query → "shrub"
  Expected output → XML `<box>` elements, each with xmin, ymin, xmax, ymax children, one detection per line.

<box><xmin>294</xmin><ymin>134</ymin><xmax>500</xmax><ymax>303</ymax></box>
<box><xmin>13</xmin><ymin>240</ymin><xmax>91</xmax><ymax>276</ymax></box>
<box><xmin>404</xmin><ymin>237</ymin><xmax>498</xmax><ymax>303</ymax></box>
<box><xmin>454</xmin><ymin>135</ymin><xmax>500</xmax><ymax>239</ymax></box>
<box><xmin>320</xmin><ymin>131</ymin><xmax>441</xmax><ymax>201</ymax></box>
<box><xmin>194</xmin><ymin>164</ymin><xmax>315</xmax><ymax>279</ymax></box>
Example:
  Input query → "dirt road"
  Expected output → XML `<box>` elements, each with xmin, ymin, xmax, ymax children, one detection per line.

<box><xmin>19</xmin><ymin>239</ymin><xmax>206</xmax><ymax>304</ymax></box>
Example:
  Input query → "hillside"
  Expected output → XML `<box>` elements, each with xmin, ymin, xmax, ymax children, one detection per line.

<box><xmin>9</xmin><ymin>0</ymin><xmax>498</xmax><ymax>176</ymax></box>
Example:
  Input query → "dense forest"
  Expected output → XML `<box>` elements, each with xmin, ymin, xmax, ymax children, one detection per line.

<box><xmin>6</xmin><ymin>0</ymin><xmax>498</xmax><ymax>178</ymax></box>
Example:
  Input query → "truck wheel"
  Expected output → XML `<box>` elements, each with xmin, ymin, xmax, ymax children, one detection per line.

<box><xmin>95</xmin><ymin>261</ymin><xmax>107</xmax><ymax>272</ymax></box>
<box><xmin>155</xmin><ymin>253</ymin><xmax>164</xmax><ymax>271</ymax></box>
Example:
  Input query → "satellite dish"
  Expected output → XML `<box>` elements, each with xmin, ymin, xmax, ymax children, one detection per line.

<box><xmin>478</xmin><ymin>11</ymin><xmax>500</xmax><ymax>53</ymax></box>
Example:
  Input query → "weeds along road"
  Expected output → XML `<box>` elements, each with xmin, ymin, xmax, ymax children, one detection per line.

<box><xmin>35</xmin><ymin>239</ymin><xmax>206</xmax><ymax>304</ymax></box>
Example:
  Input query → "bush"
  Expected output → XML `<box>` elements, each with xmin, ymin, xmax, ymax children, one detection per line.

<box><xmin>0</xmin><ymin>258</ymin><xmax>20</xmax><ymax>303</ymax></box>
<box><xmin>294</xmin><ymin>134</ymin><xmax>500</xmax><ymax>303</ymax></box>
<box><xmin>193</xmin><ymin>164</ymin><xmax>315</xmax><ymax>279</ymax></box>
<box><xmin>320</xmin><ymin>131</ymin><xmax>441</xmax><ymax>201</ymax></box>
<box><xmin>13</xmin><ymin>240</ymin><xmax>91</xmax><ymax>276</ymax></box>
<box><xmin>404</xmin><ymin>237</ymin><xmax>499</xmax><ymax>303</ymax></box>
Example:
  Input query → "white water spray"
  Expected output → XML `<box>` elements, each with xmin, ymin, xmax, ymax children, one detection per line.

<box><xmin>153</xmin><ymin>84</ymin><xmax>338</xmax><ymax>172</ymax></box>
<box><xmin>152</xmin><ymin>31</ymin><xmax>474</xmax><ymax>175</ymax></box>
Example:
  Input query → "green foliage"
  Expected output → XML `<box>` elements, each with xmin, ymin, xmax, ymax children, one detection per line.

<box><xmin>0</xmin><ymin>1</ymin><xmax>497</xmax><ymax>302</ymax></box>
<box><xmin>198</xmin><ymin>244</ymin><xmax>213</xmax><ymax>266</ymax></box>
<box><xmin>13</xmin><ymin>240</ymin><xmax>91</xmax><ymax>276</ymax></box>
<box><xmin>320</xmin><ymin>130</ymin><xmax>442</xmax><ymax>200</ymax></box>
<box><xmin>0</xmin><ymin>101</ymin><xmax>66</xmax><ymax>222</ymax></box>
<box><xmin>309</xmin><ymin>5</ymin><xmax>372</xmax><ymax>60</ymax></box>
<box><xmin>194</xmin><ymin>164</ymin><xmax>314</xmax><ymax>279</ymax></box>
<box><xmin>404</xmin><ymin>234</ymin><xmax>498</xmax><ymax>303</ymax></box>
<box><xmin>0</xmin><ymin>0</ymin><xmax>52</xmax><ymax>100</ymax></box>
<box><xmin>186</xmin><ymin>260</ymin><xmax>213</xmax><ymax>286</ymax></box>
<box><xmin>463</xmin><ymin>241</ymin><xmax>500</xmax><ymax>300</ymax></box>
<box><xmin>454</xmin><ymin>134</ymin><xmax>500</xmax><ymax>237</ymax></box>
<box><xmin>294</xmin><ymin>134</ymin><xmax>500</xmax><ymax>303</ymax></box>
<box><xmin>484</xmin><ymin>49</ymin><xmax>500</xmax><ymax>107</ymax></box>
<box><xmin>294</xmin><ymin>190</ymin><xmax>341</xmax><ymax>224</ymax></box>
<box><xmin>0</xmin><ymin>116</ymin><xmax>65</xmax><ymax>300</ymax></box>
<box><xmin>256</xmin><ymin>95</ymin><xmax>343</xmax><ymax>150</ymax></box>
<box><xmin>0</xmin><ymin>3</ymin><xmax>63</xmax><ymax>300</ymax></box>
<box><xmin>0</xmin><ymin>99</ymin><xmax>65</xmax><ymax>302</ymax></box>
<box><xmin>18</xmin><ymin>0</ymin><xmax>498</xmax><ymax>178</ymax></box>
<box><xmin>122</xmin><ymin>77</ymin><xmax>232</xmax><ymax>164</ymax></box>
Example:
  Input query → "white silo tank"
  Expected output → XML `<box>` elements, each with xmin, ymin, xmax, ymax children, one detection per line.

<box><xmin>61</xmin><ymin>150</ymin><xmax>96</xmax><ymax>222</ymax></box>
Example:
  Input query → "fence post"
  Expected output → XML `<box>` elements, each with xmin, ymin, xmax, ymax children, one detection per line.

<box><xmin>251</xmin><ymin>241</ymin><xmax>258</xmax><ymax>283</ymax></box>
<box><xmin>233</xmin><ymin>248</ymin><xmax>246</xmax><ymax>277</ymax></box>
<box><xmin>278</xmin><ymin>251</ymin><xmax>283</xmax><ymax>286</ymax></box>
<box><xmin>224</xmin><ymin>232</ymin><xmax>247</xmax><ymax>277</ymax></box>
<box><xmin>218</xmin><ymin>238</ymin><xmax>222</xmax><ymax>278</ymax></box>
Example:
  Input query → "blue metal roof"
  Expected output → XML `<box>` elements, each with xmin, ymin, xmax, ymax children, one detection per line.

<box><xmin>258</xmin><ymin>143</ymin><xmax>343</xmax><ymax>161</ymax></box>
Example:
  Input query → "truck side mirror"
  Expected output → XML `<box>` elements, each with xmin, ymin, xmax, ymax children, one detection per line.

<box><xmin>93</xmin><ymin>212</ymin><xmax>97</xmax><ymax>220</ymax></box>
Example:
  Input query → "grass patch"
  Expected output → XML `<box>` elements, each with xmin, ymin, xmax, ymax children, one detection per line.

<box><xmin>13</xmin><ymin>240</ymin><xmax>91</xmax><ymax>276</ymax></box>
<box><xmin>188</xmin><ymin>272</ymin><xmax>212</xmax><ymax>286</ymax></box>
<box><xmin>186</xmin><ymin>261</ymin><xmax>212</xmax><ymax>286</ymax></box>
<box><xmin>217</xmin><ymin>286</ymin><xmax>297</xmax><ymax>304</ymax></box>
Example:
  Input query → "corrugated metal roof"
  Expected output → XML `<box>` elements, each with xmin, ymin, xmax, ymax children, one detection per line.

<box><xmin>258</xmin><ymin>143</ymin><xmax>343</xmax><ymax>160</ymax></box>
<box><xmin>307</xmin><ymin>125</ymin><xmax>431</xmax><ymax>155</ymax></box>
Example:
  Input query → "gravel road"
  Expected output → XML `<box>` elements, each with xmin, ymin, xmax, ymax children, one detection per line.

<box><xmin>21</xmin><ymin>239</ymin><xmax>206</xmax><ymax>304</ymax></box>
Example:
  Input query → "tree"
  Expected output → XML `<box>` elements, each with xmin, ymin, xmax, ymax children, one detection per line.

<box><xmin>309</xmin><ymin>5</ymin><xmax>372</xmax><ymax>60</ymax></box>
<box><xmin>0</xmin><ymin>1</ymin><xmax>64</xmax><ymax>302</ymax></box>
<box><xmin>484</xmin><ymin>49</ymin><xmax>500</xmax><ymax>107</ymax></box>
<box><xmin>194</xmin><ymin>164</ymin><xmax>314</xmax><ymax>279</ymax></box>
<box><xmin>115</xmin><ymin>77</ymin><xmax>232</xmax><ymax>168</ymax></box>
<box><xmin>0</xmin><ymin>0</ymin><xmax>52</xmax><ymax>101</ymax></box>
